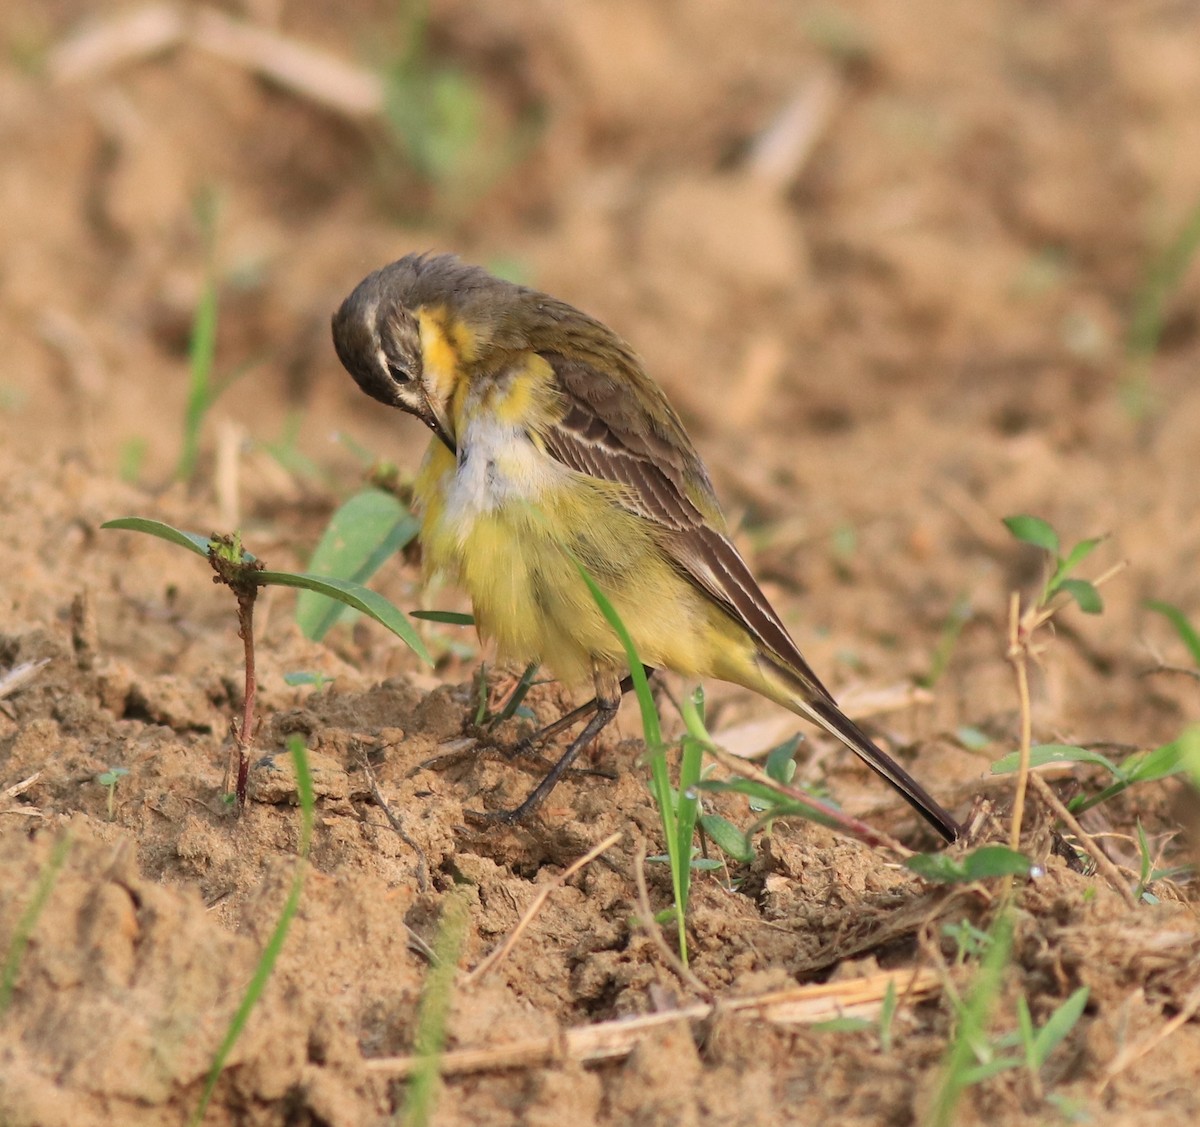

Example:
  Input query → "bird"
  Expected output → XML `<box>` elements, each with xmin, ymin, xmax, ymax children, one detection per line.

<box><xmin>332</xmin><ymin>252</ymin><xmax>960</xmax><ymax>842</ymax></box>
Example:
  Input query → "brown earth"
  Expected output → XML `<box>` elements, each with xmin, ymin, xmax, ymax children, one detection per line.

<box><xmin>3</xmin><ymin>2</ymin><xmax>1200</xmax><ymax>1125</ymax></box>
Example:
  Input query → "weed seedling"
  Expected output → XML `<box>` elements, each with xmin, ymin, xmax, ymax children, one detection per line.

<box><xmin>1000</xmin><ymin>515</ymin><xmax>1121</xmax><ymax>852</ymax></box>
<box><xmin>95</xmin><ymin>766</ymin><xmax>129</xmax><ymax>821</ymax></box>
<box><xmin>1123</xmin><ymin>197</ymin><xmax>1200</xmax><ymax>418</ymax></box>
<box><xmin>102</xmin><ymin>517</ymin><xmax>430</xmax><ymax>806</ymax></box>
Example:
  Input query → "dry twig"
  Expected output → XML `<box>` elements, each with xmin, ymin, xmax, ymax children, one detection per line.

<box><xmin>1029</xmin><ymin>774</ymin><xmax>1138</xmax><ymax>910</ymax></box>
<box><xmin>359</xmin><ymin>752</ymin><xmax>429</xmax><ymax>894</ymax></box>
<box><xmin>365</xmin><ymin>967</ymin><xmax>940</xmax><ymax>1078</ymax></box>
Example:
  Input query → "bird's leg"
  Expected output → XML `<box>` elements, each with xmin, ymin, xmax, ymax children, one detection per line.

<box><xmin>504</xmin><ymin>666</ymin><xmax>652</xmax><ymax>761</ymax></box>
<box><xmin>468</xmin><ymin>667</ymin><xmax>635</xmax><ymax>825</ymax></box>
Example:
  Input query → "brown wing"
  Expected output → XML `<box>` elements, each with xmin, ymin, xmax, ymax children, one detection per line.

<box><xmin>537</xmin><ymin>350</ymin><xmax>835</xmax><ymax>705</ymax></box>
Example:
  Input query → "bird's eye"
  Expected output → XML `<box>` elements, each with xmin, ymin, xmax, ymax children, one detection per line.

<box><xmin>386</xmin><ymin>360</ymin><xmax>414</xmax><ymax>384</ymax></box>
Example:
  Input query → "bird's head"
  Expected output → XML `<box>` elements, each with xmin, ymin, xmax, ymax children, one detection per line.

<box><xmin>331</xmin><ymin>252</ymin><xmax>514</xmax><ymax>452</ymax></box>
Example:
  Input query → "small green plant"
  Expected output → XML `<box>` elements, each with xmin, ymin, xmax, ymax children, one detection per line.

<box><xmin>1132</xmin><ymin>820</ymin><xmax>1174</xmax><ymax>905</ymax></box>
<box><xmin>1123</xmin><ymin>197</ymin><xmax>1200</xmax><ymax>418</ymax></box>
<box><xmin>1002</xmin><ymin>515</ymin><xmax>1104</xmax><ymax>615</ymax></box>
<box><xmin>942</xmin><ymin>918</ymin><xmax>994</xmax><ymax>965</ymax></box>
<box><xmin>401</xmin><ymin>890</ymin><xmax>470</xmax><ymax>1127</ymax></box>
<box><xmin>1144</xmin><ymin>599</ymin><xmax>1200</xmax><ymax>668</ymax></box>
<box><xmin>990</xmin><ymin>738</ymin><xmax>1188</xmax><ymax>817</ymax></box>
<box><xmin>189</xmin><ymin>735</ymin><xmax>314</xmax><ymax>1127</ymax></box>
<box><xmin>1001</xmin><ymin>514</ymin><xmax>1116</xmax><ymax>854</ymax></box>
<box><xmin>929</xmin><ymin>909</ymin><xmax>1091</xmax><ymax>1125</ymax></box>
<box><xmin>260</xmin><ymin>411</ymin><xmax>327</xmax><ymax>485</ymax></box>
<box><xmin>905</xmin><ymin>845</ymin><xmax>1035</xmax><ymax>885</ymax></box>
<box><xmin>95</xmin><ymin>767</ymin><xmax>129</xmax><ymax>821</ymax></box>
<box><xmin>472</xmin><ymin>662</ymin><xmax>540</xmax><ymax>729</ymax></box>
<box><xmin>813</xmin><ymin>979</ymin><xmax>902</xmax><ymax>1048</ymax></box>
<box><xmin>377</xmin><ymin>2</ymin><xmax>542</xmax><ymax>217</ymax></box>
<box><xmin>177</xmin><ymin>188</ymin><xmax>221</xmax><ymax>483</ymax></box>
<box><xmin>919</xmin><ymin>594</ymin><xmax>972</xmax><ymax>688</ymax></box>
<box><xmin>102</xmin><ymin>518</ymin><xmax>430</xmax><ymax>805</ymax></box>
<box><xmin>118</xmin><ymin>438</ymin><xmax>147</xmax><ymax>485</ymax></box>
<box><xmin>0</xmin><ymin>832</ymin><xmax>72</xmax><ymax>1017</ymax></box>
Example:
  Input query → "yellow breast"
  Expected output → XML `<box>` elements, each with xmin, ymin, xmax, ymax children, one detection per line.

<box><xmin>411</xmin><ymin>358</ymin><xmax>751</xmax><ymax>687</ymax></box>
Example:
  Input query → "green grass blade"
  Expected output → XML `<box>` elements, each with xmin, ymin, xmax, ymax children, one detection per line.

<box><xmin>491</xmin><ymin>663</ymin><xmax>540</xmax><ymax>725</ymax></box>
<box><xmin>674</xmin><ymin>689</ymin><xmax>709</xmax><ymax>910</ymax></box>
<box><xmin>926</xmin><ymin>911</ymin><xmax>1014</xmax><ymax>1127</ymax></box>
<box><xmin>990</xmin><ymin>744</ymin><xmax>1122</xmax><ymax>779</ymax></box>
<box><xmin>1029</xmin><ymin>987</ymin><xmax>1089</xmax><ymax>1071</ymax></box>
<box><xmin>177</xmin><ymin>188</ymin><xmax>221</xmax><ymax>482</ymax></box>
<box><xmin>409</xmin><ymin>610</ymin><xmax>475</xmax><ymax>625</ymax></box>
<box><xmin>402</xmin><ymin>892</ymin><xmax>470</xmax><ymax>1127</ymax></box>
<box><xmin>1144</xmin><ymin>600</ymin><xmax>1200</xmax><ymax>667</ymax></box>
<box><xmin>1127</xmin><ymin>198</ymin><xmax>1200</xmax><ymax>356</ymax></box>
<box><xmin>258</xmin><ymin>570</ymin><xmax>431</xmax><ymax>665</ymax></box>
<box><xmin>572</xmin><ymin>562</ymin><xmax>690</xmax><ymax>960</ymax></box>
<box><xmin>190</xmin><ymin>736</ymin><xmax>314</xmax><ymax>1126</ymax></box>
<box><xmin>101</xmin><ymin>518</ymin><xmax>212</xmax><ymax>558</ymax></box>
<box><xmin>0</xmin><ymin>832</ymin><xmax>72</xmax><ymax>1016</ymax></box>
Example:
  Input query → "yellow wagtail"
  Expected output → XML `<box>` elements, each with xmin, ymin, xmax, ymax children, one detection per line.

<box><xmin>332</xmin><ymin>253</ymin><xmax>960</xmax><ymax>842</ymax></box>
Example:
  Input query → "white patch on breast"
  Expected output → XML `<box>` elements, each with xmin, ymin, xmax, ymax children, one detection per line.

<box><xmin>441</xmin><ymin>413</ymin><xmax>568</xmax><ymax>539</ymax></box>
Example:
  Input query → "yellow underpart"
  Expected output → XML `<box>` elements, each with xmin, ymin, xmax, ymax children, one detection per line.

<box><xmin>409</xmin><ymin>349</ymin><xmax>793</xmax><ymax>698</ymax></box>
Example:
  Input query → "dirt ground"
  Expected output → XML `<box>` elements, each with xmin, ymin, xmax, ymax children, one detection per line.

<box><xmin>3</xmin><ymin>2</ymin><xmax>1200</xmax><ymax>1124</ymax></box>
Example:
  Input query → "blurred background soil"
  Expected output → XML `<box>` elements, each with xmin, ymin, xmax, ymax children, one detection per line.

<box><xmin>2</xmin><ymin>2</ymin><xmax>1200</xmax><ymax>1125</ymax></box>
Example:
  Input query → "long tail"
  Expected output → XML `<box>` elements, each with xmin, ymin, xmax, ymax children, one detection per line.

<box><xmin>755</xmin><ymin>654</ymin><xmax>960</xmax><ymax>843</ymax></box>
<box><xmin>800</xmin><ymin>692</ymin><xmax>960</xmax><ymax>843</ymax></box>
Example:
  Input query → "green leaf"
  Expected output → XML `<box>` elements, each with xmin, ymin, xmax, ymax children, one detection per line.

<box><xmin>905</xmin><ymin>845</ymin><xmax>1033</xmax><ymax>884</ymax></box>
<box><xmin>1123</xmin><ymin>738</ymin><xmax>1184</xmax><ymax>784</ymax></box>
<box><xmin>1003</xmin><ymin>514</ymin><xmax>1059</xmax><ymax>554</ymax></box>
<box><xmin>990</xmin><ymin>744</ymin><xmax>1121</xmax><ymax>778</ymax></box>
<box><xmin>1144</xmin><ymin>600</ymin><xmax>1200</xmax><ymax>668</ymax></box>
<box><xmin>958</xmin><ymin>1056</ymin><xmax>1023</xmax><ymax>1085</ymax></box>
<box><xmin>1179</xmin><ymin>725</ymin><xmax>1200</xmax><ymax>790</ymax></box>
<box><xmin>101</xmin><ymin>518</ymin><xmax>212</xmax><ymax>557</ymax></box>
<box><xmin>1029</xmin><ymin>987</ymin><xmax>1089</xmax><ymax>1070</ymax></box>
<box><xmin>764</xmin><ymin>735</ymin><xmax>801</xmax><ymax>785</ymax></box>
<box><xmin>296</xmin><ymin>489</ymin><xmax>419</xmax><ymax>641</ymax></box>
<box><xmin>258</xmin><ymin>570</ymin><xmax>431</xmax><ymax>665</ymax></box>
<box><xmin>1058</xmin><ymin>536</ymin><xmax>1102</xmax><ymax>576</ymax></box>
<box><xmin>1056</xmin><ymin>578</ymin><xmax>1103</xmax><ymax>615</ymax></box>
<box><xmin>956</xmin><ymin>726</ymin><xmax>991</xmax><ymax>751</ymax></box>
<box><xmin>1070</xmin><ymin>737</ymin><xmax>1187</xmax><ymax>814</ymax></box>
<box><xmin>410</xmin><ymin>609</ymin><xmax>476</xmax><ymax>625</ymax></box>
<box><xmin>699</xmin><ymin>813</ymin><xmax>754</xmax><ymax>863</ymax></box>
<box><xmin>698</xmin><ymin>778</ymin><xmax>790</xmax><ymax>806</ymax></box>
